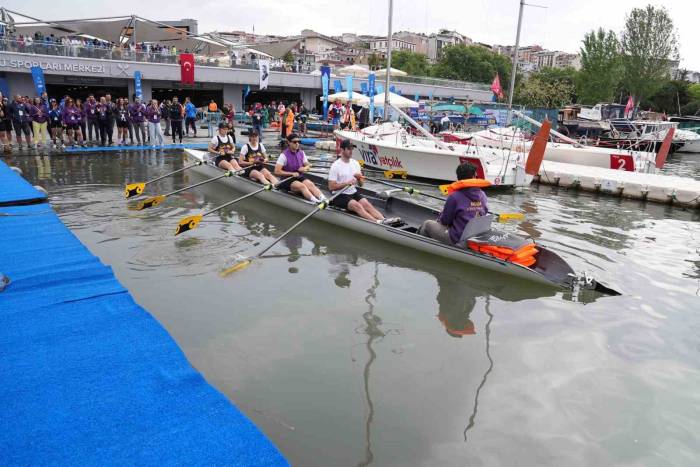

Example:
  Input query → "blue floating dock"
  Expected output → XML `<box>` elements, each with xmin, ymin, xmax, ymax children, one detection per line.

<box><xmin>0</xmin><ymin>161</ymin><xmax>288</xmax><ymax>466</ymax></box>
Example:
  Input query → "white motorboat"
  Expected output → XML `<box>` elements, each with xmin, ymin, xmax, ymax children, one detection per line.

<box><xmin>335</xmin><ymin>122</ymin><xmax>545</xmax><ymax>187</ymax></box>
<box><xmin>674</xmin><ymin>129</ymin><xmax>700</xmax><ymax>153</ymax></box>
<box><xmin>442</xmin><ymin>126</ymin><xmax>663</xmax><ymax>173</ymax></box>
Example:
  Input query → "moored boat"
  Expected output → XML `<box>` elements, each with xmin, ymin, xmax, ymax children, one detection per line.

<box><xmin>180</xmin><ymin>148</ymin><xmax>616</xmax><ymax>293</ymax></box>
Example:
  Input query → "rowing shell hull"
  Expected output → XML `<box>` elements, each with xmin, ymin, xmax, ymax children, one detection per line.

<box><xmin>184</xmin><ymin>149</ymin><xmax>572</xmax><ymax>288</ymax></box>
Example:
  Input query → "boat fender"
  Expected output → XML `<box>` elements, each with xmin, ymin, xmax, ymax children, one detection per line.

<box><xmin>441</xmin><ymin>178</ymin><xmax>492</xmax><ymax>195</ymax></box>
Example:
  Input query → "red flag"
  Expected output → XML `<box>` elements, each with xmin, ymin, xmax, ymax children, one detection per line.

<box><xmin>490</xmin><ymin>74</ymin><xmax>504</xmax><ymax>99</ymax></box>
<box><xmin>180</xmin><ymin>53</ymin><xmax>195</xmax><ymax>85</ymax></box>
<box><xmin>624</xmin><ymin>96</ymin><xmax>634</xmax><ymax>118</ymax></box>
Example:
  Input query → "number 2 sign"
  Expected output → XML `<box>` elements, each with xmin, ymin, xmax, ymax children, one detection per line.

<box><xmin>610</xmin><ymin>154</ymin><xmax>634</xmax><ymax>172</ymax></box>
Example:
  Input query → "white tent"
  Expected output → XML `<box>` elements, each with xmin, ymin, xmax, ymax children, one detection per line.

<box><xmin>375</xmin><ymin>67</ymin><xmax>408</xmax><ymax>77</ymax></box>
<box><xmin>324</xmin><ymin>91</ymin><xmax>369</xmax><ymax>106</ymax></box>
<box><xmin>370</xmin><ymin>92</ymin><xmax>419</xmax><ymax>108</ymax></box>
<box><xmin>337</xmin><ymin>64</ymin><xmax>370</xmax><ymax>77</ymax></box>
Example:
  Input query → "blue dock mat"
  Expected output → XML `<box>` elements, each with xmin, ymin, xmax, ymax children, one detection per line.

<box><xmin>0</xmin><ymin>160</ymin><xmax>47</xmax><ymax>206</ymax></box>
<box><xmin>63</xmin><ymin>142</ymin><xmax>210</xmax><ymax>153</ymax></box>
<box><xmin>0</xmin><ymin>170</ymin><xmax>288</xmax><ymax>466</ymax></box>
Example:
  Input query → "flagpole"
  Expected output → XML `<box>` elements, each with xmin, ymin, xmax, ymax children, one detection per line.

<box><xmin>383</xmin><ymin>0</ymin><xmax>393</xmax><ymax>118</ymax></box>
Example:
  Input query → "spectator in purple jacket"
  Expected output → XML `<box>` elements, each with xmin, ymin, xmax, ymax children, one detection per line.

<box><xmin>145</xmin><ymin>99</ymin><xmax>164</xmax><ymax>147</ymax></box>
<box><xmin>29</xmin><ymin>97</ymin><xmax>49</xmax><ymax>147</ymax></box>
<box><xmin>84</xmin><ymin>94</ymin><xmax>99</xmax><ymax>143</ymax></box>
<box><xmin>128</xmin><ymin>95</ymin><xmax>147</xmax><ymax>145</ymax></box>
<box><xmin>61</xmin><ymin>97</ymin><xmax>85</xmax><ymax>147</ymax></box>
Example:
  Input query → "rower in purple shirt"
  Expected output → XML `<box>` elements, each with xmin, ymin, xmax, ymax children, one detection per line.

<box><xmin>128</xmin><ymin>96</ymin><xmax>148</xmax><ymax>145</ymax></box>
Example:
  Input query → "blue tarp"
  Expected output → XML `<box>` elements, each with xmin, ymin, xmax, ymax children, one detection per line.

<box><xmin>0</xmin><ymin>160</ymin><xmax>47</xmax><ymax>206</ymax></box>
<box><xmin>0</xmin><ymin>163</ymin><xmax>288</xmax><ymax>466</ymax></box>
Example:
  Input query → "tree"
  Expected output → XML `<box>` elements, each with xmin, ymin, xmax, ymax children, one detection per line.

<box><xmin>642</xmin><ymin>80</ymin><xmax>689</xmax><ymax>114</ymax></box>
<box><xmin>432</xmin><ymin>45</ymin><xmax>511</xmax><ymax>84</ymax></box>
<box><xmin>391</xmin><ymin>50</ymin><xmax>431</xmax><ymax>77</ymax></box>
<box><xmin>282</xmin><ymin>51</ymin><xmax>294</xmax><ymax>63</ymax></box>
<box><xmin>367</xmin><ymin>53</ymin><xmax>384</xmax><ymax>70</ymax></box>
<box><xmin>577</xmin><ymin>28</ymin><xmax>622</xmax><ymax>104</ymax></box>
<box><xmin>620</xmin><ymin>5</ymin><xmax>679</xmax><ymax>103</ymax></box>
<box><xmin>515</xmin><ymin>68</ymin><xmax>577</xmax><ymax>108</ymax></box>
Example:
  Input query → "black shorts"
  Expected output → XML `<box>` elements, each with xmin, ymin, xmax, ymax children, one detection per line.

<box><xmin>214</xmin><ymin>154</ymin><xmax>233</xmax><ymax>167</ymax></box>
<box><xmin>243</xmin><ymin>163</ymin><xmax>265</xmax><ymax>178</ymax></box>
<box><xmin>48</xmin><ymin>120</ymin><xmax>62</xmax><ymax>129</ymax></box>
<box><xmin>66</xmin><ymin>123</ymin><xmax>81</xmax><ymax>131</ymax></box>
<box><xmin>0</xmin><ymin>119</ymin><xmax>10</xmax><ymax>132</ymax></box>
<box><xmin>331</xmin><ymin>192</ymin><xmax>363</xmax><ymax>210</ymax></box>
<box><xmin>12</xmin><ymin>120</ymin><xmax>31</xmax><ymax>136</ymax></box>
<box><xmin>277</xmin><ymin>174</ymin><xmax>305</xmax><ymax>191</ymax></box>
<box><xmin>116</xmin><ymin>120</ymin><xmax>129</xmax><ymax>129</ymax></box>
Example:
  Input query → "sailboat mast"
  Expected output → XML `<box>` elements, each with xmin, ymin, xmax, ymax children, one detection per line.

<box><xmin>383</xmin><ymin>0</ymin><xmax>393</xmax><ymax>115</ymax></box>
<box><xmin>507</xmin><ymin>0</ymin><xmax>525</xmax><ymax>110</ymax></box>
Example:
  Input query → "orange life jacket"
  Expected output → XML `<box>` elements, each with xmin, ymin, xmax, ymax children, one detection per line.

<box><xmin>444</xmin><ymin>178</ymin><xmax>492</xmax><ymax>194</ymax></box>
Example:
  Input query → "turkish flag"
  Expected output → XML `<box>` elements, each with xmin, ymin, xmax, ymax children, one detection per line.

<box><xmin>624</xmin><ymin>96</ymin><xmax>634</xmax><ymax>118</ymax></box>
<box><xmin>490</xmin><ymin>74</ymin><xmax>504</xmax><ymax>99</ymax></box>
<box><xmin>180</xmin><ymin>53</ymin><xmax>195</xmax><ymax>85</ymax></box>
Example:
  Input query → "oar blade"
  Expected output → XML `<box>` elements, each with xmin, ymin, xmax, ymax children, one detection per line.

<box><xmin>124</xmin><ymin>183</ymin><xmax>146</xmax><ymax>198</ymax></box>
<box><xmin>438</xmin><ymin>184</ymin><xmax>450</xmax><ymax>195</ymax></box>
<box><xmin>219</xmin><ymin>259</ymin><xmax>252</xmax><ymax>277</ymax></box>
<box><xmin>174</xmin><ymin>214</ymin><xmax>203</xmax><ymax>236</ymax></box>
<box><xmin>497</xmin><ymin>213</ymin><xmax>525</xmax><ymax>222</ymax></box>
<box><xmin>135</xmin><ymin>195</ymin><xmax>166</xmax><ymax>211</ymax></box>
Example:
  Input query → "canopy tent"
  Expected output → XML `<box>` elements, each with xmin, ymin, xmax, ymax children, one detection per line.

<box><xmin>370</xmin><ymin>92</ymin><xmax>419</xmax><ymax>108</ymax></box>
<box><xmin>336</xmin><ymin>64</ymin><xmax>370</xmax><ymax>77</ymax></box>
<box><xmin>310</xmin><ymin>69</ymin><xmax>338</xmax><ymax>77</ymax></box>
<box><xmin>11</xmin><ymin>14</ymin><xmax>230</xmax><ymax>54</ymax></box>
<box><xmin>375</xmin><ymin>67</ymin><xmax>408</xmax><ymax>77</ymax></box>
<box><xmin>324</xmin><ymin>91</ymin><xmax>369</xmax><ymax>106</ymax></box>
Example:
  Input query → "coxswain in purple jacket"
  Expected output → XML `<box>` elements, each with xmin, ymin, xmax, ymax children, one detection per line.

<box><xmin>128</xmin><ymin>100</ymin><xmax>146</xmax><ymax>123</ymax></box>
<box><xmin>62</xmin><ymin>104</ymin><xmax>83</xmax><ymax>126</ymax></box>
<box><xmin>436</xmin><ymin>163</ymin><xmax>489</xmax><ymax>244</ymax></box>
<box><xmin>29</xmin><ymin>102</ymin><xmax>49</xmax><ymax>123</ymax></box>
<box><xmin>84</xmin><ymin>97</ymin><xmax>98</xmax><ymax>121</ymax></box>
<box><xmin>145</xmin><ymin>104</ymin><xmax>161</xmax><ymax>123</ymax></box>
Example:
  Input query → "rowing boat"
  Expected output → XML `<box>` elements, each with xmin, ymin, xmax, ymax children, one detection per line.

<box><xmin>182</xmin><ymin>149</ymin><xmax>615</xmax><ymax>292</ymax></box>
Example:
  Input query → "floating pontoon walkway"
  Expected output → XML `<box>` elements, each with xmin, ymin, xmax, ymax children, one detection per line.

<box><xmin>536</xmin><ymin>160</ymin><xmax>700</xmax><ymax>208</ymax></box>
<box><xmin>0</xmin><ymin>161</ymin><xmax>288</xmax><ymax>466</ymax></box>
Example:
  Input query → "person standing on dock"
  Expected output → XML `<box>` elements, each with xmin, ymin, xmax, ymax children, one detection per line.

<box><xmin>28</xmin><ymin>97</ymin><xmax>49</xmax><ymax>148</ymax></box>
<box><xmin>417</xmin><ymin>162</ymin><xmax>489</xmax><ymax>245</ymax></box>
<box><xmin>128</xmin><ymin>96</ymin><xmax>148</xmax><ymax>146</ymax></box>
<box><xmin>84</xmin><ymin>94</ymin><xmax>99</xmax><ymax>144</ymax></box>
<box><xmin>208</xmin><ymin>122</ymin><xmax>241</xmax><ymax>171</ymax></box>
<box><xmin>251</xmin><ymin>103</ymin><xmax>264</xmax><ymax>142</ymax></box>
<box><xmin>115</xmin><ymin>98</ymin><xmax>130</xmax><ymax>146</ymax></box>
<box><xmin>0</xmin><ymin>94</ymin><xmax>12</xmax><ymax>153</ymax></box>
<box><xmin>8</xmin><ymin>95</ymin><xmax>32</xmax><ymax>150</ymax></box>
<box><xmin>48</xmin><ymin>99</ymin><xmax>64</xmax><ymax>149</ymax></box>
<box><xmin>184</xmin><ymin>97</ymin><xmax>197</xmax><ymax>137</ymax></box>
<box><xmin>161</xmin><ymin>99</ymin><xmax>171</xmax><ymax>136</ymax></box>
<box><xmin>169</xmin><ymin>97</ymin><xmax>184</xmax><ymax>144</ymax></box>
<box><xmin>146</xmin><ymin>99</ymin><xmax>165</xmax><ymax>148</ymax></box>
<box><xmin>61</xmin><ymin>97</ymin><xmax>85</xmax><ymax>148</ymax></box>
<box><xmin>96</xmin><ymin>97</ymin><xmax>112</xmax><ymax>147</ymax></box>
<box><xmin>104</xmin><ymin>94</ymin><xmax>116</xmax><ymax>145</ymax></box>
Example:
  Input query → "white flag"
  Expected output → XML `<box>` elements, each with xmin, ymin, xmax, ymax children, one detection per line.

<box><xmin>259</xmin><ymin>60</ymin><xmax>270</xmax><ymax>90</ymax></box>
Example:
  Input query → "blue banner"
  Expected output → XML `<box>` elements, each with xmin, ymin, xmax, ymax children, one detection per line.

<box><xmin>31</xmin><ymin>66</ymin><xmax>46</xmax><ymax>96</ymax></box>
<box><xmin>361</xmin><ymin>82</ymin><xmax>368</xmax><ymax>94</ymax></box>
<box><xmin>333</xmin><ymin>79</ymin><xmax>343</xmax><ymax>94</ymax></box>
<box><xmin>346</xmin><ymin>75</ymin><xmax>353</xmax><ymax>101</ymax></box>
<box><xmin>133</xmin><ymin>71</ymin><xmax>142</xmax><ymax>99</ymax></box>
<box><xmin>368</xmin><ymin>73</ymin><xmax>376</xmax><ymax>123</ymax></box>
<box><xmin>321</xmin><ymin>65</ymin><xmax>331</xmax><ymax>120</ymax></box>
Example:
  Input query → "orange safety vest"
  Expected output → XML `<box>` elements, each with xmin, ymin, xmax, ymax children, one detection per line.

<box><xmin>444</xmin><ymin>178</ymin><xmax>492</xmax><ymax>194</ymax></box>
<box><xmin>284</xmin><ymin>110</ymin><xmax>295</xmax><ymax>136</ymax></box>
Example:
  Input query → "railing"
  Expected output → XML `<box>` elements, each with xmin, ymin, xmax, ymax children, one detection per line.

<box><xmin>0</xmin><ymin>37</ymin><xmax>492</xmax><ymax>91</ymax></box>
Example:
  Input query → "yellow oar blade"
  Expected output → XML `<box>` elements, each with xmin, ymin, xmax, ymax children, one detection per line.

<box><xmin>383</xmin><ymin>170</ymin><xmax>408</xmax><ymax>179</ymax></box>
<box><xmin>219</xmin><ymin>259</ymin><xmax>252</xmax><ymax>277</ymax></box>
<box><xmin>497</xmin><ymin>213</ymin><xmax>525</xmax><ymax>222</ymax></box>
<box><xmin>135</xmin><ymin>195</ymin><xmax>166</xmax><ymax>211</ymax></box>
<box><xmin>438</xmin><ymin>184</ymin><xmax>450</xmax><ymax>195</ymax></box>
<box><xmin>124</xmin><ymin>182</ymin><xmax>146</xmax><ymax>198</ymax></box>
<box><xmin>174</xmin><ymin>214</ymin><xmax>203</xmax><ymax>236</ymax></box>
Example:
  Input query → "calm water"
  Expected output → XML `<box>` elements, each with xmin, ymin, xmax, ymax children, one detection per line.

<box><xmin>7</xmin><ymin>149</ymin><xmax>700</xmax><ymax>467</ymax></box>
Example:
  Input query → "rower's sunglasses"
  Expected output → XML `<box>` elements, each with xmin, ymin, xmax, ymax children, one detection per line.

<box><xmin>290</xmin><ymin>140</ymin><xmax>301</xmax><ymax>144</ymax></box>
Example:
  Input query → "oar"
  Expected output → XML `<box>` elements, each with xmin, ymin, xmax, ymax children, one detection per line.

<box><xmin>219</xmin><ymin>185</ymin><xmax>352</xmax><ymax>276</ymax></box>
<box><xmin>364</xmin><ymin>176</ymin><xmax>446</xmax><ymax>202</ymax></box>
<box><xmin>174</xmin><ymin>176</ymin><xmax>295</xmax><ymax>235</ymax></box>
<box><xmin>124</xmin><ymin>160</ymin><xmax>203</xmax><ymax>198</ymax></box>
<box><xmin>134</xmin><ymin>168</ymin><xmax>244</xmax><ymax>211</ymax></box>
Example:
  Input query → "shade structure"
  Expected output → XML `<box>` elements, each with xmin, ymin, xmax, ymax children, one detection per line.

<box><xmin>375</xmin><ymin>67</ymin><xmax>408</xmax><ymax>77</ymax></box>
<box><xmin>337</xmin><ymin>64</ymin><xmax>370</xmax><ymax>77</ymax></box>
<box><xmin>370</xmin><ymin>92</ymin><xmax>419</xmax><ymax>108</ymax></box>
<box><xmin>324</xmin><ymin>91</ymin><xmax>369</xmax><ymax>106</ymax></box>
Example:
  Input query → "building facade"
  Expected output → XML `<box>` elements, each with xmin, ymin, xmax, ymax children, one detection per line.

<box><xmin>427</xmin><ymin>30</ymin><xmax>471</xmax><ymax>62</ymax></box>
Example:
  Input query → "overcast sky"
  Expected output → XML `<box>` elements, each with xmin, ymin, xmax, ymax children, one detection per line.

<box><xmin>5</xmin><ymin>0</ymin><xmax>699</xmax><ymax>70</ymax></box>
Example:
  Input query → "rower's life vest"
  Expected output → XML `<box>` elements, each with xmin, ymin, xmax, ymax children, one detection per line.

<box><xmin>281</xmin><ymin>147</ymin><xmax>306</xmax><ymax>172</ymax></box>
<box><xmin>444</xmin><ymin>178</ymin><xmax>492</xmax><ymax>194</ymax></box>
<box><xmin>214</xmin><ymin>134</ymin><xmax>234</xmax><ymax>151</ymax></box>
<box><xmin>243</xmin><ymin>143</ymin><xmax>265</xmax><ymax>163</ymax></box>
<box><xmin>467</xmin><ymin>230</ymin><xmax>539</xmax><ymax>268</ymax></box>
